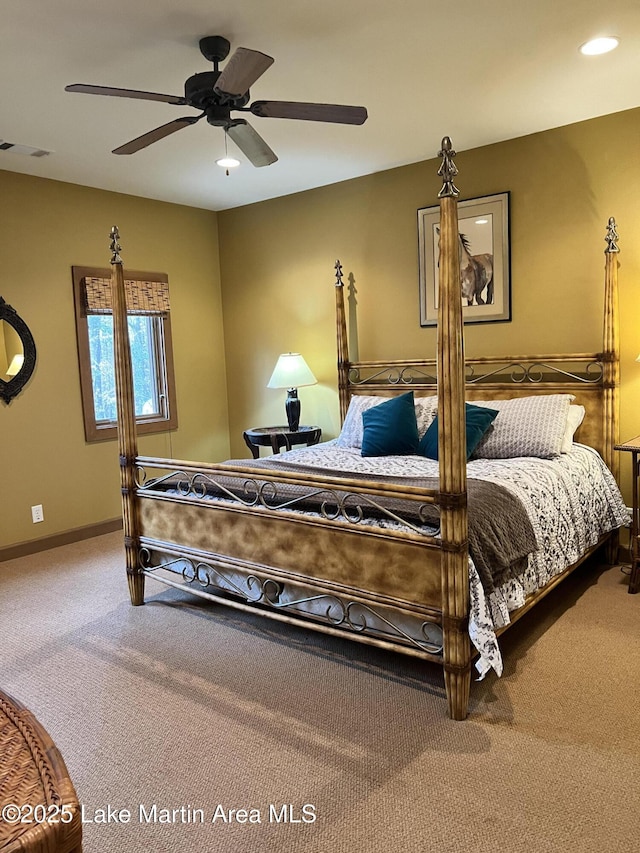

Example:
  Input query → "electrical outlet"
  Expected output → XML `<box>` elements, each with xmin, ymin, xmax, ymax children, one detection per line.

<box><xmin>31</xmin><ymin>504</ymin><xmax>44</xmax><ymax>523</ymax></box>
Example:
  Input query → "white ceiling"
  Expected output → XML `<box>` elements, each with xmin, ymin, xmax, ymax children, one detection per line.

<box><xmin>1</xmin><ymin>0</ymin><xmax>639</xmax><ymax>212</ymax></box>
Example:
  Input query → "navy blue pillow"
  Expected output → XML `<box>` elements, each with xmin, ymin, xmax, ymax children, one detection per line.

<box><xmin>361</xmin><ymin>391</ymin><xmax>420</xmax><ymax>457</ymax></box>
<box><xmin>418</xmin><ymin>403</ymin><xmax>499</xmax><ymax>461</ymax></box>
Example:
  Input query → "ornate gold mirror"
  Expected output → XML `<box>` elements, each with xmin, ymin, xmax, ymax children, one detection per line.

<box><xmin>0</xmin><ymin>297</ymin><xmax>37</xmax><ymax>403</ymax></box>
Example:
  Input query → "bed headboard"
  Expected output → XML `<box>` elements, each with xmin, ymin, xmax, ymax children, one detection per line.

<box><xmin>334</xmin><ymin>219</ymin><xmax>620</xmax><ymax>480</ymax></box>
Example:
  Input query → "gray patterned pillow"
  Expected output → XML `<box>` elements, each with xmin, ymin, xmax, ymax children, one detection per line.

<box><xmin>335</xmin><ymin>396</ymin><xmax>380</xmax><ymax>448</ymax></box>
<box><xmin>336</xmin><ymin>394</ymin><xmax>437</xmax><ymax>448</ymax></box>
<box><xmin>470</xmin><ymin>394</ymin><xmax>574</xmax><ymax>459</ymax></box>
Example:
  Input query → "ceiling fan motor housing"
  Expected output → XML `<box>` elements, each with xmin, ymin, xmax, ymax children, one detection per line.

<box><xmin>184</xmin><ymin>72</ymin><xmax>250</xmax><ymax>115</ymax></box>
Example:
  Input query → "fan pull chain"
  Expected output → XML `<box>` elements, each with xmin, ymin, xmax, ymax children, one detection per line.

<box><xmin>224</xmin><ymin>132</ymin><xmax>230</xmax><ymax>176</ymax></box>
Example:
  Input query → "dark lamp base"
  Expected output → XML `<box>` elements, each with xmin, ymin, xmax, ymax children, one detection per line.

<box><xmin>285</xmin><ymin>389</ymin><xmax>301</xmax><ymax>432</ymax></box>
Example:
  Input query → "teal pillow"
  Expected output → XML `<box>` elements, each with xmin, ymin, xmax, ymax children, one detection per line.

<box><xmin>418</xmin><ymin>403</ymin><xmax>499</xmax><ymax>461</ymax></box>
<box><xmin>361</xmin><ymin>392</ymin><xmax>420</xmax><ymax>457</ymax></box>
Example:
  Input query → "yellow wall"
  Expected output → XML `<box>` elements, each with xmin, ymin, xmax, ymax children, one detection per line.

<box><xmin>218</xmin><ymin>108</ymin><xmax>640</xmax><ymax>502</ymax></box>
<box><xmin>0</xmin><ymin>171</ymin><xmax>228</xmax><ymax>549</ymax></box>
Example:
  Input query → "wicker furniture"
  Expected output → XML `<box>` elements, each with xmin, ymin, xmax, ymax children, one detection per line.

<box><xmin>107</xmin><ymin>139</ymin><xmax>622</xmax><ymax>720</ymax></box>
<box><xmin>0</xmin><ymin>689</ymin><xmax>82</xmax><ymax>853</ymax></box>
<box><xmin>243</xmin><ymin>425</ymin><xmax>322</xmax><ymax>458</ymax></box>
<box><xmin>614</xmin><ymin>436</ymin><xmax>640</xmax><ymax>593</ymax></box>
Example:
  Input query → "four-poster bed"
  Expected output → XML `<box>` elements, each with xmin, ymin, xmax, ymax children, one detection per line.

<box><xmin>108</xmin><ymin>138</ymin><xmax>626</xmax><ymax>720</ymax></box>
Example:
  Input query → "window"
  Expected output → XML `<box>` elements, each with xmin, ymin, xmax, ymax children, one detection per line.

<box><xmin>72</xmin><ymin>266</ymin><xmax>178</xmax><ymax>442</ymax></box>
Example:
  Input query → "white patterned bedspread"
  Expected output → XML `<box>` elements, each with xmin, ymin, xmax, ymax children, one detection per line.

<box><xmin>267</xmin><ymin>441</ymin><xmax>629</xmax><ymax>678</ymax></box>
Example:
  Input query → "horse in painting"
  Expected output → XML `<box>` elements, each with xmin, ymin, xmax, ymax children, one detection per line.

<box><xmin>459</xmin><ymin>233</ymin><xmax>493</xmax><ymax>305</ymax></box>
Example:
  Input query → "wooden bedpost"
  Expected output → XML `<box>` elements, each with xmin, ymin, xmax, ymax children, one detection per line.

<box><xmin>436</xmin><ymin>138</ymin><xmax>471</xmax><ymax>720</ymax></box>
<box><xmin>109</xmin><ymin>227</ymin><xmax>144</xmax><ymax>606</ymax></box>
<box><xmin>334</xmin><ymin>259</ymin><xmax>351</xmax><ymax>422</ymax></box>
<box><xmin>603</xmin><ymin>218</ymin><xmax>620</xmax><ymax>566</ymax></box>
<box><xmin>602</xmin><ymin>217</ymin><xmax>620</xmax><ymax>483</ymax></box>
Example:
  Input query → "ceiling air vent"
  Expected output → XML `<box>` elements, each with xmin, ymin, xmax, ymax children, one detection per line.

<box><xmin>0</xmin><ymin>140</ymin><xmax>52</xmax><ymax>157</ymax></box>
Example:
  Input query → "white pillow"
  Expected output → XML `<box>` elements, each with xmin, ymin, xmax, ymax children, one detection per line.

<box><xmin>561</xmin><ymin>404</ymin><xmax>586</xmax><ymax>453</ymax></box>
<box><xmin>471</xmin><ymin>394</ymin><xmax>574</xmax><ymax>459</ymax></box>
<box><xmin>336</xmin><ymin>394</ymin><xmax>437</xmax><ymax>448</ymax></box>
<box><xmin>415</xmin><ymin>395</ymin><xmax>438</xmax><ymax>436</ymax></box>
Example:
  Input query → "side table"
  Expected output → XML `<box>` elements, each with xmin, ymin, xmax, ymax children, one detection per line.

<box><xmin>243</xmin><ymin>425</ymin><xmax>322</xmax><ymax>459</ymax></box>
<box><xmin>614</xmin><ymin>436</ymin><xmax>640</xmax><ymax>594</ymax></box>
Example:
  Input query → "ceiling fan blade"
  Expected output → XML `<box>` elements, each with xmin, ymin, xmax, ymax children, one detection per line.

<box><xmin>112</xmin><ymin>115</ymin><xmax>202</xmax><ymax>155</ymax></box>
<box><xmin>250</xmin><ymin>101</ymin><xmax>368</xmax><ymax>125</ymax></box>
<box><xmin>65</xmin><ymin>83</ymin><xmax>186</xmax><ymax>105</ymax></box>
<box><xmin>214</xmin><ymin>47</ymin><xmax>274</xmax><ymax>98</ymax></box>
<box><xmin>226</xmin><ymin>120</ymin><xmax>277</xmax><ymax>168</ymax></box>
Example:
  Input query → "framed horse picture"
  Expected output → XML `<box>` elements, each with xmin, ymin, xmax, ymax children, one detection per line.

<box><xmin>418</xmin><ymin>192</ymin><xmax>511</xmax><ymax>326</ymax></box>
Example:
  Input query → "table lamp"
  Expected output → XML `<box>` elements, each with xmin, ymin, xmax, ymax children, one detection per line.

<box><xmin>267</xmin><ymin>353</ymin><xmax>317</xmax><ymax>431</ymax></box>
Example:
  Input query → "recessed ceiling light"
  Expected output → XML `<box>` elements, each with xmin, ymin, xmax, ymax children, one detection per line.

<box><xmin>580</xmin><ymin>36</ymin><xmax>619</xmax><ymax>56</ymax></box>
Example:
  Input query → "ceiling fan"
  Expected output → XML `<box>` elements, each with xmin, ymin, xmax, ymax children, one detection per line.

<box><xmin>65</xmin><ymin>35</ymin><xmax>368</xmax><ymax>168</ymax></box>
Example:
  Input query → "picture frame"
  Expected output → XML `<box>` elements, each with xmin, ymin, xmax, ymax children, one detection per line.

<box><xmin>418</xmin><ymin>192</ymin><xmax>511</xmax><ymax>326</ymax></box>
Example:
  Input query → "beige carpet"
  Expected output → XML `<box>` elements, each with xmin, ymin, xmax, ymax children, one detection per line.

<box><xmin>1</xmin><ymin>532</ymin><xmax>639</xmax><ymax>852</ymax></box>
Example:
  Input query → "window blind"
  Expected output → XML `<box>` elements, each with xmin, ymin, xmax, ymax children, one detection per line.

<box><xmin>82</xmin><ymin>276</ymin><xmax>170</xmax><ymax>315</ymax></box>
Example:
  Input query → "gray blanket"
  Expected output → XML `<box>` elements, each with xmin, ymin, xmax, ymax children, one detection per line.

<box><xmin>159</xmin><ymin>457</ymin><xmax>538</xmax><ymax>596</ymax></box>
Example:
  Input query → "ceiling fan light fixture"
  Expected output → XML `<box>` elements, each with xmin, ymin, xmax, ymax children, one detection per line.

<box><xmin>579</xmin><ymin>36</ymin><xmax>619</xmax><ymax>56</ymax></box>
<box><xmin>216</xmin><ymin>156</ymin><xmax>240</xmax><ymax>168</ymax></box>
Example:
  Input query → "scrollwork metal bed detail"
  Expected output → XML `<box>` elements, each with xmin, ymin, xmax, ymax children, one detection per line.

<box><xmin>348</xmin><ymin>357</ymin><xmax>606</xmax><ymax>391</ymax></box>
<box><xmin>138</xmin><ymin>546</ymin><xmax>446</xmax><ymax>657</ymax></box>
<box><xmin>108</xmin><ymin>139</ymin><xmax>621</xmax><ymax>719</ymax></box>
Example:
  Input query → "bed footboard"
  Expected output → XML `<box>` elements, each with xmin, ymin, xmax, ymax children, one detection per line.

<box><xmin>132</xmin><ymin>457</ymin><xmax>448</xmax><ymax>665</ymax></box>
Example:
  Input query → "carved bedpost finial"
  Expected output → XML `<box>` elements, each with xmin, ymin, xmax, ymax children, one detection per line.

<box><xmin>110</xmin><ymin>225</ymin><xmax>123</xmax><ymax>265</ymax></box>
<box><xmin>604</xmin><ymin>217</ymin><xmax>619</xmax><ymax>253</ymax></box>
<box><xmin>334</xmin><ymin>259</ymin><xmax>344</xmax><ymax>288</ymax></box>
<box><xmin>437</xmin><ymin>136</ymin><xmax>460</xmax><ymax>198</ymax></box>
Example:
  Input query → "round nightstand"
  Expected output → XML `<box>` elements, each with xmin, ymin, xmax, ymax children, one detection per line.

<box><xmin>243</xmin><ymin>425</ymin><xmax>322</xmax><ymax>458</ymax></box>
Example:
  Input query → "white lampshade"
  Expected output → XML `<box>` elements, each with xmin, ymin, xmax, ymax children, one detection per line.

<box><xmin>267</xmin><ymin>353</ymin><xmax>317</xmax><ymax>389</ymax></box>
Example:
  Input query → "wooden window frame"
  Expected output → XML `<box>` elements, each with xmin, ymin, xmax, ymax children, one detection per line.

<box><xmin>72</xmin><ymin>266</ymin><xmax>178</xmax><ymax>442</ymax></box>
